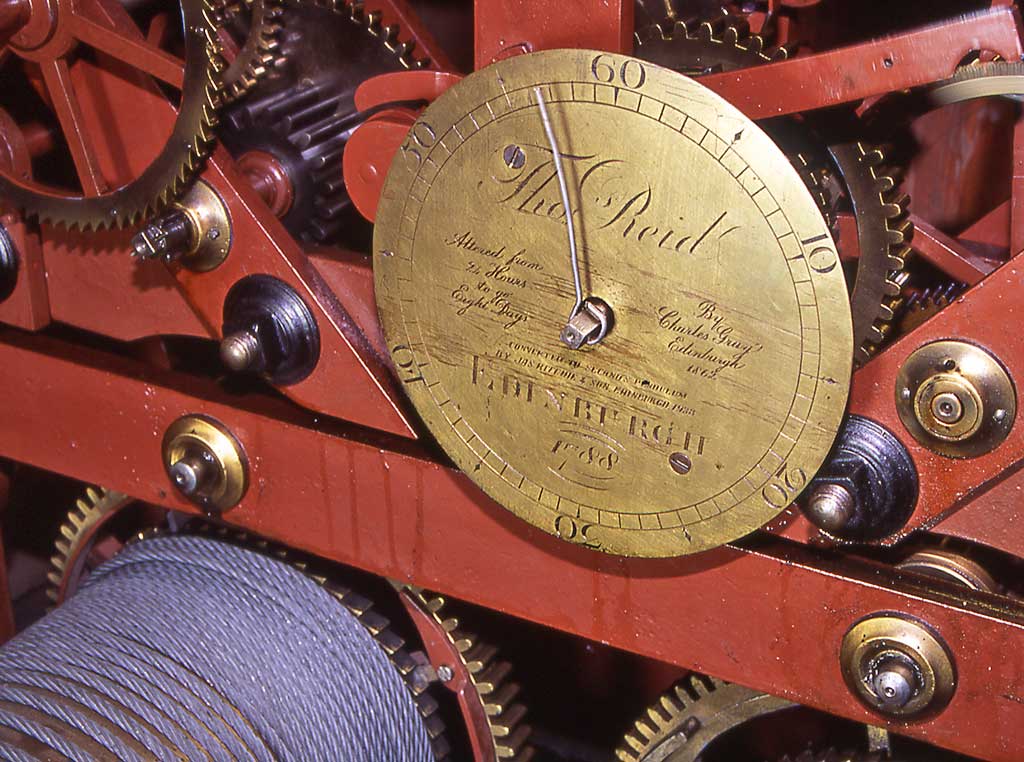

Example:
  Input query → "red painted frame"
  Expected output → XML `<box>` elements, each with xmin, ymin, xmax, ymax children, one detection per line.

<box><xmin>4</xmin><ymin>2</ymin><xmax>1024</xmax><ymax>760</ymax></box>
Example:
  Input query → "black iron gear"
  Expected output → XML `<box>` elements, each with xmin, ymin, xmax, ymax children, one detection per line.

<box><xmin>898</xmin><ymin>282</ymin><xmax>965</xmax><ymax>333</ymax></box>
<box><xmin>219</xmin><ymin>0</ymin><xmax>426</xmax><ymax>245</ymax></box>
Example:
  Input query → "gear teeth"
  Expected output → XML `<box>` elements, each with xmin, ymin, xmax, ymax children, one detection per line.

<box><xmin>48</xmin><ymin>488</ymin><xmax>134</xmax><ymax>606</ymax></box>
<box><xmin>635</xmin><ymin>14</ymin><xmax>790</xmax><ymax>74</ymax></box>
<box><xmin>898</xmin><ymin>280</ymin><xmax>964</xmax><ymax>333</ymax></box>
<box><xmin>402</xmin><ymin>587</ymin><xmax>533</xmax><ymax>761</ymax></box>
<box><xmin>616</xmin><ymin>675</ymin><xmax>721</xmax><ymax>762</ymax></box>
<box><xmin>6</xmin><ymin>0</ymin><xmax>224</xmax><ymax>229</ymax></box>
<box><xmin>219</xmin><ymin>0</ymin><xmax>284</xmax><ymax>104</ymax></box>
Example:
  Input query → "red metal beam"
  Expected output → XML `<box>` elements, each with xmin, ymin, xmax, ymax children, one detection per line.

<box><xmin>2</xmin><ymin>330</ymin><xmax>1024</xmax><ymax>761</ymax></box>
<box><xmin>701</xmin><ymin>8</ymin><xmax>1024</xmax><ymax>119</ymax></box>
<box><xmin>474</xmin><ymin>0</ymin><xmax>632</xmax><ymax>70</ymax></box>
<box><xmin>910</xmin><ymin>215</ymin><xmax>996</xmax><ymax>286</ymax></box>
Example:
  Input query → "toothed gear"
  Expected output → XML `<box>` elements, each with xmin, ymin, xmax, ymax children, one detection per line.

<box><xmin>898</xmin><ymin>282</ymin><xmax>965</xmax><ymax>333</ymax></box>
<box><xmin>635</xmin><ymin>15</ymin><xmax>910</xmax><ymax>363</ymax></box>
<box><xmin>634</xmin><ymin>14</ymin><xmax>791</xmax><ymax>75</ymax></box>
<box><xmin>189</xmin><ymin>524</ymin><xmax>451</xmax><ymax>760</ymax></box>
<box><xmin>0</xmin><ymin>0</ymin><xmax>224</xmax><ymax>230</ymax></box>
<box><xmin>219</xmin><ymin>0</ymin><xmax>426</xmax><ymax>243</ymax></box>
<box><xmin>219</xmin><ymin>0</ymin><xmax>285</xmax><ymax>103</ymax></box>
<box><xmin>616</xmin><ymin>675</ymin><xmax>795</xmax><ymax>762</ymax></box>
<box><xmin>829</xmin><ymin>142</ymin><xmax>912</xmax><ymax>364</ymax></box>
<box><xmin>47</xmin><ymin>487</ymin><xmax>134</xmax><ymax>605</ymax></box>
<box><xmin>400</xmin><ymin>586</ymin><xmax>534</xmax><ymax>761</ymax></box>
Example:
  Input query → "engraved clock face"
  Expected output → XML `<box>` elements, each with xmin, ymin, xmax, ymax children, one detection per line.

<box><xmin>374</xmin><ymin>49</ymin><xmax>853</xmax><ymax>557</ymax></box>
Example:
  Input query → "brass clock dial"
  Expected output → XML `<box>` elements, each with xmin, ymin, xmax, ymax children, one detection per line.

<box><xmin>374</xmin><ymin>49</ymin><xmax>853</xmax><ymax>557</ymax></box>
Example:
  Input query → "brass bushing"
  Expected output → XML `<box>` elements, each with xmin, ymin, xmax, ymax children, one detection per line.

<box><xmin>896</xmin><ymin>340</ymin><xmax>1015</xmax><ymax>458</ymax></box>
<box><xmin>175</xmin><ymin>180</ymin><xmax>232</xmax><ymax>272</ymax></box>
<box><xmin>162</xmin><ymin>415</ymin><xmax>247</xmax><ymax>512</ymax></box>
<box><xmin>840</xmin><ymin>614</ymin><xmax>956</xmax><ymax>718</ymax></box>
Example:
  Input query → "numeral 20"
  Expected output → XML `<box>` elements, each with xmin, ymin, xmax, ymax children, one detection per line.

<box><xmin>761</xmin><ymin>465</ymin><xmax>807</xmax><ymax>509</ymax></box>
<box><xmin>554</xmin><ymin>515</ymin><xmax>601</xmax><ymax>549</ymax></box>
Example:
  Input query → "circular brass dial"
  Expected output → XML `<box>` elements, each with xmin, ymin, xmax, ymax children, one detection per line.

<box><xmin>374</xmin><ymin>49</ymin><xmax>852</xmax><ymax>557</ymax></box>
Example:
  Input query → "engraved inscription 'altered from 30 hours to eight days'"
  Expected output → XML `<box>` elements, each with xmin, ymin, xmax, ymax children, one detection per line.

<box><xmin>374</xmin><ymin>50</ymin><xmax>852</xmax><ymax>557</ymax></box>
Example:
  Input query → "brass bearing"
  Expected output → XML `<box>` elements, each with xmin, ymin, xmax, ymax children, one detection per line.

<box><xmin>840</xmin><ymin>613</ymin><xmax>956</xmax><ymax>718</ymax></box>
<box><xmin>161</xmin><ymin>415</ymin><xmax>247</xmax><ymax>512</ymax></box>
<box><xmin>896</xmin><ymin>340</ymin><xmax>1015</xmax><ymax>458</ymax></box>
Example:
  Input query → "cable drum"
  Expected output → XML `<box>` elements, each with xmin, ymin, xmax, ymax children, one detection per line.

<box><xmin>0</xmin><ymin>534</ymin><xmax>437</xmax><ymax>761</ymax></box>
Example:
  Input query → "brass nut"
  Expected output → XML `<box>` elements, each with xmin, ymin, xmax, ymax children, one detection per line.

<box><xmin>895</xmin><ymin>340</ymin><xmax>1015</xmax><ymax>458</ymax></box>
<box><xmin>175</xmin><ymin>180</ymin><xmax>231</xmax><ymax>272</ymax></box>
<box><xmin>162</xmin><ymin>415</ymin><xmax>247</xmax><ymax>512</ymax></box>
<box><xmin>840</xmin><ymin>613</ymin><xmax>956</xmax><ymax>718</ymax></box>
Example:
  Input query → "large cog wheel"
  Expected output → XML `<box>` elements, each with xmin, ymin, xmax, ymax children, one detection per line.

<box><xmin>616</xmin><ymin>675</ymin><xmax>795</xmax><ymax>762</ymax></box>
<box><xmin>635</xmin><ymin>15</ymin><xmax>910</xmax><ymax>363</ymax></box>
<box><xmin>399</xmin><ymin>586</ymin><xmax>534</xmax><ymax>761</ymax></box>
<box><xmin>0</xmin><ymin>0</ymin><xmax>223</xmax><ymax>229</ymax></box>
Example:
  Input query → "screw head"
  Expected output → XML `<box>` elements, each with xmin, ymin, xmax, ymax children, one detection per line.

<box><xmin>437</xmin><ymin>665</ymin><xmax>454</xmax><ymax>682</ymax></box>
<box><xmin>930</xmin><ymin>392</ymin><xmax>964</xmax><ymax>424</ymax></box>
<box><xmin>668</xmin><ymin>452</ymin><xmax>692</xmax><ymax>475</ymax></box>
<box><xmin>502</xmin><ymin>144</ymin><xmax>526</xmax><ymax>169</ymax></box>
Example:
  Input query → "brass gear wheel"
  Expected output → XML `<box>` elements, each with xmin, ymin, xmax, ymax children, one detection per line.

<box><xmin>46</xmin><ymin>487</ymin><xmax>135</xmax><ymax>605</ymax></box>
<box><xmin>635</xmin><ymin>15</ymin><xmax>910</xmax><ymax>363</ymax></box>
<box><xmin>219</xmin><ymin>0</ymin><xmax>285</xmax><ymax>103</ymax></box>
<box><xmin>616</xmin><ymin>675</ymin><xmax>795</xmax><ymax>762</ymax></box>
<box><xmin>634</xmin><ymin>14</ymin><xmax>791</xmax><ymax>73</ymax></box>
<box><xmin>399</xmin><ymin>586</ymin><xmax>534</xmax><ymax>761</ymax></box>
<box><xmin>0</xmin><ymin>0</ymin><xmax>223</xmax><ymax>230</ymax></box>
<box><xmin>828</xmin><ymin>142</ymin><xmax>912</xmax><ymax>364</ymax></box>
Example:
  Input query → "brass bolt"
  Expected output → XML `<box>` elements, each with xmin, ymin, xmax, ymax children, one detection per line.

<box><xmin>804</xmin><ymin>482</ymin><xmax>854</xmax><ymax>533</ymax></box>
<box><xmin>220</xmin><ymin>330</ymin><xmax>262</xmax><ymax>372</ymax></box>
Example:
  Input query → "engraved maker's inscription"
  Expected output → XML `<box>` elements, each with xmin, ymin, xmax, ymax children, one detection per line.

<box><xmin>470</xmin><ymin>354</ymin><xmax>707</xmax><ymax>473</ymax></box>
<box><xmin>658</xmin><ymin>301</ymin><xmax>764</xmax><ymax>380</ymax></box>
<box><xmin>492</xmin><ymin>149</ymin><xmax>741</xmax><ymax>256</ymax></box>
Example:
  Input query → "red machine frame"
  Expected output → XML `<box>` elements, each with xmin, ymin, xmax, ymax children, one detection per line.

<box><xmin>3</xmin><ymin>2</ymin><xmax>1024</xmax><ymax>760</ymax></box>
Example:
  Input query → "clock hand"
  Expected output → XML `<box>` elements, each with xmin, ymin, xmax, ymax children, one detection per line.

<box><xmin>533</xmin><ymin>86</ymin><xmax>612</xmax><ymax>349</ymax></box>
